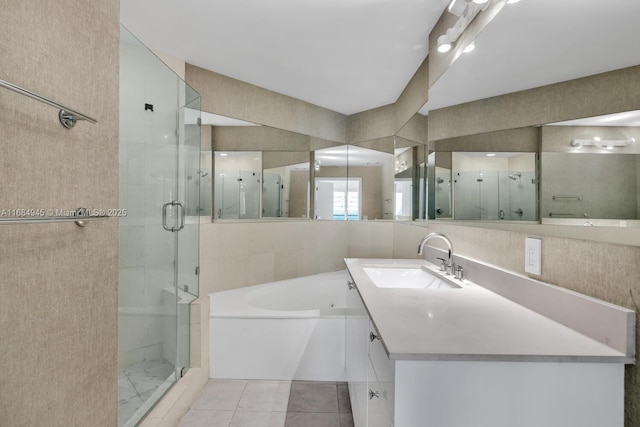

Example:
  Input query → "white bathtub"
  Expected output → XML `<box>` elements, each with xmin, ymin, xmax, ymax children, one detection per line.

<box><xmin>209</xmin><ymin>270</ymin><xmax>349</xmax><ymax>381</ymax></box>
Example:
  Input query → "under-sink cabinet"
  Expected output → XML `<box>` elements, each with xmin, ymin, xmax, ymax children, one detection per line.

<box><xmin>344</xmin><ymin>258</ymin><xmax>634</xmax><ymax>427</ymax></box>
<box><xmin>345</xmin><ymin>282</ymin><xmax>395</xmax><ymax>427</ymax></box>
<box><xmin>367</xmin><ymin>321</ymin><xmax>394</xmax><ymax>427</ymax></box>
<box><xmin>345</xmin><ymin>280</ymin><xmax>370</xmax><ymax>427</ymax></box>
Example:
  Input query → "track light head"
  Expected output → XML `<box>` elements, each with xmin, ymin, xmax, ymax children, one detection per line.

<box><xmin>437</xmin><ymin>34</ymin><xmax>453</xmax><ymax>53</ymax></box>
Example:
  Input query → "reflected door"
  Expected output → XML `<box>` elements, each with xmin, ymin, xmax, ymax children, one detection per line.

<box><xmin>315</xmin><ymin>181</ymin><xmax>334</xmax><ymax>220</ymax></box>
<box><xmin>263</xmin><ymin>173</ymin><xmax>283</xmax><ymax>217</ymax></box>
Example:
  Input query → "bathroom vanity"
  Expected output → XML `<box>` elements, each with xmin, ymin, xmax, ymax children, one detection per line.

<box><xmin>344</xmin><ymin>257</ymin><xmax>635</xmax><ymax>427</ymax></box>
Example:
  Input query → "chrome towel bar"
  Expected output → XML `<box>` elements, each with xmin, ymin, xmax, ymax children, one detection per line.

<box><xmin>0</xmin><ymin>208</ymin><xmax>110</xmax><ymax>227</ymax></box>
<box><xmin>0</xmin><ymin>78</ymin><xmax>97</xmax><ymax>129</ymax></box>
<box><xmin>0</xmin><ymin>215</ymin><xmax>109</xmax><ymax>227</ymax></box>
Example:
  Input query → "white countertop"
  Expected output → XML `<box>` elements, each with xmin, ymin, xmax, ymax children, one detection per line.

<box><xmin>345</xmin><ymin>258</ymin><xmax>630</xmax><ymax>363</ymax></box>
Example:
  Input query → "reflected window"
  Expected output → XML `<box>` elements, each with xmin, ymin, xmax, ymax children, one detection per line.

<box><xmin>315</xmin><ymin>178</ymin><xmax>361</xmax><ymax>220</ymax></box>
<box><xmin>394</xmin><ymin>179</ymin><xmax>412</xmax><ymax>219</ymax></box>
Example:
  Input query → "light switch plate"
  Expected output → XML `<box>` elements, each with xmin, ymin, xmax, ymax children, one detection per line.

<box><xmin>525</xmin><ymin>238</ymin><xmax>542</xmax><ymax>276</ymax></box>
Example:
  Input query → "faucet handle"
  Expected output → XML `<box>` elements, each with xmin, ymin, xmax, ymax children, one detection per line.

<box><xmin>435</xmin><ymin>257</ymin><xmax>447</xmax><ymax>272</ymax></box>
<box><xmin>455</xmin><ymin>265</ymin><xmax>464</xmax><ymax>281</ymax></box>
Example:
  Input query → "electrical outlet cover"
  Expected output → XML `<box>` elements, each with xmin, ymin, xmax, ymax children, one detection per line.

<box><xmin>525</xmin><ymin>238</ymin><xmax>542</xmax><ymax>276</ymax></box>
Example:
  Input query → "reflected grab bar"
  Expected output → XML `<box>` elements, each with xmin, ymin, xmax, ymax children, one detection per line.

<box><xmin>552</xmin><ymin>195</ymin><xmax>583</xmax><ymax>201</ymax></box>
<box><xmin>548</xmin><ymin>212</ymin><xmax>588</xmax><ymax>218</ymax></box>
<box><xmin>0</xmin><ymin>78</ymin><xmax>97</xmax><ymax>129</ymax></box>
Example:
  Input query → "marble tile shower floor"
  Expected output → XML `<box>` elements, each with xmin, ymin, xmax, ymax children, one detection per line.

<box><xmin>179</xmin><ymin>379</ymin><xmax>354</xmax><ymax>427</ymax></box>
<box><xmin>118</xmin><ymin>359</ymin><xmax>175</xmax><ymax>426</ymax></box>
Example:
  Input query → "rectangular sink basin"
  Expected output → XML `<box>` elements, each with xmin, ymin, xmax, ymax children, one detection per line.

<box><xmin>362</xmin><ymin>266</ymin><xmax>461</xmax><ymax>289</ymax></box>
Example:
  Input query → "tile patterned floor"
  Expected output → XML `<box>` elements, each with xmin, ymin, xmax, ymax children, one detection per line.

<box><xmin>118</xmin><ymin>359</ymin><xmax>174</xmax><ymax>426</ymax></box>
<box><xmin>179</xmin><ymin>379</ymin><xmax>354</xmax><ymax>427</ymax></box>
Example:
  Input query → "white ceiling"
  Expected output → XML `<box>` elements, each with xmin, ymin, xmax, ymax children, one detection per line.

<box><xmin>121</xmin><ymin>0</ymin><xmax>640</xmax><ymax>118</ymax></box>
<box><xmin>121</xmin><ymin>0</ymin><xmax>450</xmax><ymax>115</ymax></box>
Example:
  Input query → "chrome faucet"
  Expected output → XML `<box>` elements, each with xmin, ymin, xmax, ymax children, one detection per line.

<box><xmin>418</xmin><ymin>232</ymin><xmax>454</xmax><ymax>275</ymax></box>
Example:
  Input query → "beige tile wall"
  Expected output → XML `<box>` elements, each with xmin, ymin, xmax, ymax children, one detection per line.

<box><xmin>199</xmin><ymin>221</ymin><xmax>348</xmax><ymax>294</ymax></box>
<box><xmin>186</xmin><ymin>64</ymin><xmax>348</xmax><ymax>144</ymax></box>
<box><xmin>429</xmin><ymin>66</ymin><xmax>640</xmax><ymax>141</ymax></box>
<box><xmin>0</xmin><ymin>1</ymin><xmax>120</xmax><ymax>426</ymax></box>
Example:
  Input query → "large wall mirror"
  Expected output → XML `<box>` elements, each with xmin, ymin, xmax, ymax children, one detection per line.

<box><xmin>428</xmin><ymin>110</ymin><xmax>640</xmax><ymax>228</ymax></box>
<box><xmin>422</xmin><ymin>0</ymin><xmax>639</xmax><ymax>234</ymax></box>
<box><xmin>201</xmin><ymin>112</ymin><xmax>427</xmax><ymax>221</ymax></box>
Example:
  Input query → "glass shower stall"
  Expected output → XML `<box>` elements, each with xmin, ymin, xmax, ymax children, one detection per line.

<box><xmin>118</xmin><ymin>26</ymin><xmax>201</xmax><ymax>426</ymax></box>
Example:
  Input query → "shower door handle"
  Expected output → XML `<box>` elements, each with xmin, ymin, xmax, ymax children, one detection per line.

<box><xmin>162</xmin><ymin>201</ymin><xmax>186</xmax><ymax>232</ymax></box>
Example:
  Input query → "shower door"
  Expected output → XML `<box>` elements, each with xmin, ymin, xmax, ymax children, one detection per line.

<box><xmin>262</xmin><ymin>172</ymin><xmax>283</xmax><ymax>217</ymax></box>
<box><xmin>118</xmin><ymin>25</ymin><xmax>200</xmax><ymax>427</ymax></box>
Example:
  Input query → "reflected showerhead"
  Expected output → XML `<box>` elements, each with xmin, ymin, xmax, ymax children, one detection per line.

<box><xmin>198</xmin><ymin>170</ymin><xmax>209</xmax><ymax>178</ymax></box>
<box><xmin>508</xmin><ymin>172</ymin><xmax>522</xmax><ymax>181</ymax></box>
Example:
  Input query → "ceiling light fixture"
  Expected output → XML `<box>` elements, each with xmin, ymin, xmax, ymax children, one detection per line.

<box><xmin>463</xmin><ymin>41</ymin><xmax>476</xmax><ymax>53</ymax></box>
<box><xmin>437</xmin><ymin>34</ymin><xmax>453</xmax><ymax>53</ymax></box>
<box><xmin>437</xmin><ymin>0</ymin><xmax>491</xmax><ymax>54</ymax></box>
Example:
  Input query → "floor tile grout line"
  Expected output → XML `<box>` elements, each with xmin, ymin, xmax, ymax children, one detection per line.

<box><xmin>229</xmin><ymin>379</ymin><xmax>249</xmax><ymax>423</ymax></box>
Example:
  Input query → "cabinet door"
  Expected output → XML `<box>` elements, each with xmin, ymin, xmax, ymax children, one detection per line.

<box><xmin>368</xmin><ymin>322</ymin><xmax>394</xmax><ymax>427</ymax></box>
<box><xmin>346</xmin><ymin>281</ymin><xmax>369</xmax><ymax>427</ymax></box>
<box><xmin>368</xmin><ymin>357</ymin><xmax>393</xmax><ymax>427</ymax></box>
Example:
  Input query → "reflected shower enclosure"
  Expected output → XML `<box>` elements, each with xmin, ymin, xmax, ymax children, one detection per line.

<box><xmin>435</xmin><ymin>167</ymin><xmax>452</xmax><ymax>218</ymax></box>
<box><xmin>451</xmin><ymin>152</ymin><xmax>536</xmax><ymax>221</ymax></box>
<box><xmin>118</xmin><ymin>26</ymin><xmax>200</xmax><ymax>427</ymax></box>
<box><xmin>214</xmin><ymin>152</ymin><xmax>262</xmax><ymax>219</ymax></box>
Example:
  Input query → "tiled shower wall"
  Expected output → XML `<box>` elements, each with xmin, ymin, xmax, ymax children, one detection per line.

<box><xmin>201</xmin><ymin>220</ymin><xmax>640</xmax><ymax>425</ymax></box>
<box><xmin>0</xmin><ymin>1</ymin><xmax>120</xmax><ymax>426</ymax></box>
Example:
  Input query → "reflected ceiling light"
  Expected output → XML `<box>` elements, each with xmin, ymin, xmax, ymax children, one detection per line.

<box><xmin>437</xmin><ymin>34</ymin><xmax>453</xmax><ymax>53</ymax></box>
<box><xmin>571</xmin><ymin>138</ymin><xmax>635</xmax><ymax>148</ymax></box>
<box><xmin>473</xmin><ymin>0</ymin><xmax>489</xmax><ymax>4</ymax></box>
<box><xmin>448</xmin><ymin>0</ymin><xmax>470</xmax><ymax>16</ymax></box>
<box><xmin>463</xmin><ymin>41</ymin><xmax>476</xmax><ymax>53</ymax></box>
<box><xmin>506</xmin><ymin>0</ymin><xmax>521</xmax><ymax>3</ymax></box>
<box><xmin>486</xmin><ymin>153</ymin><xmax>496</xmax><ymax>157</ymax></box>
<box><xmin>219</xmin><ymin>153</ymin><xmax>228</xmax><ymax>156</ymax></box>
